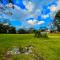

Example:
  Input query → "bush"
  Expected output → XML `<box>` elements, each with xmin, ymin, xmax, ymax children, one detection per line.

<box><xmin>34</xmin><ymin>30</ymin><xmax>42</xmax><ymax>38</ymax></box>
<box><xmin>34</xmin><ymin>30</ymin><xmax>48</xmax><ymax>38</ymax></box>
<box><xmin>41</xmin><ymin>32</ymin><xmax>48</xmax><ymax>38</ymax></box>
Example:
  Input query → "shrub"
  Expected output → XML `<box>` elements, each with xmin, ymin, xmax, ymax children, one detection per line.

<box><xmin>41</xmin><ymin>32</ymin><xmax>48</xmax><ymax>38</ymax></box>
<box><xmin>34</xmin><ymin>30</ymin><xmax>48</xmax><ymax>38</ymax></box>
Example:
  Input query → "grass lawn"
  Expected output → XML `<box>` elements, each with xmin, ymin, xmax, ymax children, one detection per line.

<box><xmin>0</xmin><ymin>34</ymin><xmax>60</xmax><ymax>60</ymax></box>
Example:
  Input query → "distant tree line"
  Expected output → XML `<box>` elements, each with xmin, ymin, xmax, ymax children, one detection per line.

<box><xmin>0</xmin><ymin>23</ymin><xmax>49</xmax><ymax>38</ymax></box>
<box><xmin>0</xmin><ymin>23</ymin><xmax>35</xmax><ymax>34</ymax></box>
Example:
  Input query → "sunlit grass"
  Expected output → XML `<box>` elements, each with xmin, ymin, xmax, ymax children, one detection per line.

<box><xmin>0</xmin><ymin>34</ymin><xmax>60</xmax><ymax>60</ymax></box>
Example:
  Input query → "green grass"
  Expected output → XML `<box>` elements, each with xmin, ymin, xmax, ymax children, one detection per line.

<box><xmin>0</xmin><ymin>34</ymin><xmax>60</xmax><ymax>60</ymax></box>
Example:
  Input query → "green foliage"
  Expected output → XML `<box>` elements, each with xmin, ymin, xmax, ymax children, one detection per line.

<box><xmin>0</xmin><ymin>23</ymin><xmax>16</xmax><ymax>34</ymax></box>
<box><xmin>54</xmin><ymin>10</ymin><xmax>60</xmax><ymax>31</ymax></box>
<box><xmin>34</xmin><ymin>30</ymin><xmax>42</xmax><ymax>38</ymax></box>
<box><xmin>17</xmin><ymin>28</ymin><xmax>35</xmax><ymax>34</ymax></box>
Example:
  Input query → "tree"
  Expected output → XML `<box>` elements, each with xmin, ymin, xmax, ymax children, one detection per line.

<box><xmin>0</xmin><ymin>23</ymin><xmax>9</xmax><ymax>33</ymax></box>
<box><xmin>34</xmin><ymin>30</ymin><xmax>42</xmax><ymax>38</ymax></box>
<box><xmin>54</xmin><ymin>10</ymin><xmax>60</xmax><ymax>32</ymax></box>
<box><xmin>18</xmin><ymin>29</ymin><xmax>26</xmax><ymax>34</ymax></box>
<box><xmin>0</xmin><ymin>23</ymin><xmax>4</xmax><ymax>33</ymax></box>
<box><xmin>28</xmin><ymin>28</ymin><xmax>35</xmax><ymax>33</ymax></box>
<box><xmin>0</xmin><ymin>23</ymin><xmax>16</xmax><ymax>34</ymax></box>
<box><xmin>0</xmin><ymin>18</ymin><xmax>16</xmax><ymax>34</ymax></box>
<box><xmin>8</xmin><ymin>26</ymin><xmax>16</xmax><ymax>34</ymax></box>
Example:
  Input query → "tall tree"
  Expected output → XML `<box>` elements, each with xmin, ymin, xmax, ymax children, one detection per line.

<box><xmin>54</xmin><ymin>10</ymin><xmax>60</xmax><ymax>32</ymax></box>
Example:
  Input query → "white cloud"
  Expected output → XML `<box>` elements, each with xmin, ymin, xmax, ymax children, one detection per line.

<box><xmin>27</xmin><ymin>19</ymin><xmax>37</xmax><ymax>25</ymax></box>
<box><xmin>48</xmin><ymin>5</ymin><xmax>57</xmax><ymax>12</ymax></box>
<box><xmin>14</xmin><ymin>5</ymin><xmax>21</xmax><ymax>10</ymax></box>
<box><xmin>23</xmin><ymin>1</ymin><xmax>34</xmax><ymax>12</ymax></box>
<box><xmin>48</xmin><ymin>0</ymin><xmax>60</xmax><ymax>19</ymax></box>
<box><xmin>37</xmin><ymin>21</ymin><xmax>45</xmax><ymax>25</ymax></box>
<box><xmin>48</xmin><ymin>0</ymin><xmax>60</xmax><ymax>12</ymax></box>
<box><xmin>27</xmin><ymin>19</ymin><xmax>45</xmax><ymax>25</ymax></box>
<box><xmin>41</xmin><ymin>14</ymin><xmax>49</xmax><ymax>19</ymax></box>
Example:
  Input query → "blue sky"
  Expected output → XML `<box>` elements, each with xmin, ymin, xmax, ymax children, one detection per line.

<box><xmin>0</xmin><ymin>0</ymin><xmax>60</xmax><ymax>30</ymax></box>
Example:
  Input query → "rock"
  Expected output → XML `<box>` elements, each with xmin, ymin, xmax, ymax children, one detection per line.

<box><xmin>7</xmin><ymin>51</ymin><xmax>12</xmax><ymax>55</ymax></box>
<box><xmin>28</xmin><ymin>45</ymin><xmax>33</xmax><ymax>49</ymax></box>
<box><xmin>28</xmin><ymin>49</ymin><xmax>32</xmax><ymax>53</ymax></box>
<box><xmin>24</xmin><ymin>45</ymin><xmax>33</xmax><ymax>54</ymax></box>
<box><xmin>11</xmin><ymin>47</ymin><xmax>20</xmax><ymax>55</ymax></box>
<box><xmin>5</xmin><ymin>45</ymin><xmax>33</xmax><ymax>56</ymax></box>
<box><xmin>6</xmin><ymin>47</ymin><xmax>20</xmax><ymax>55</ymax></box>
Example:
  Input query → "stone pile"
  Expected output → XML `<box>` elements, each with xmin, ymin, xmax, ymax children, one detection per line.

<box><xmin>5</xmin><ymin>45</ymin><xmax>33</xmax><ymax>56</ymax></box>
